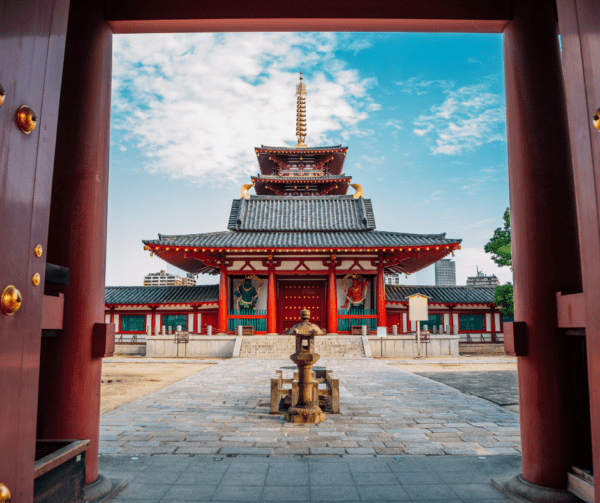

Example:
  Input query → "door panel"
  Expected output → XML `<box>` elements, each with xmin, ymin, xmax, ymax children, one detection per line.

<box><xmin>201</xmin><ymin>311</ymin><xmax>218</xmax><ymax>334</ymax></box>
<box><xmin>0</xmin><ymin>1</ymin><xmax>69</xmax><ymax>501</ymax></box>
<box><xmin>279</xmin><ymin>281</ymin><xmax>325</xmax><ymax>331</ymax></box>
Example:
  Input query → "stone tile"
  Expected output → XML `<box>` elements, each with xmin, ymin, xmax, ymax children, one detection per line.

<box><xmin>402</xmin><ymin>484</ymin><xmax>456</xmax><ymax>500</ymax></box>
<box><xmin>309</xmin><ymin>447</ymin><xmax>345</xmax><ymax>455</ymax></box>
<box><xmin>226</xmin><ymin>463</ymin><xmax>271</xmax><ymax>474</ymax></box>
<box><xmin>116</xmin><ymin>483</ymin><xmax>172</xmax><ymax>500</ymax></box>
<box><xmin>356</xmin><ymin>485</ymin><xmax>410</xmax><ymax>501</ymax></box>
<box><xmin>449</xmin><ymin>483</ymin><xmax>506</xmax><ymax>499</ymax></box>
<box><xmin>352</xmin><ymin>471</ymin><xmax>400</xmax><ymax>485</ymax></box>
<box><xmin>161</xmin><ymin>484</ymin><xmax>218</xmax><ymax>501</ymax></box>
<box><xmin>310</xmin><ymin>470</ymin><xmax>354</xmax><ymax>485</ymax></box>
<box><xmin>393</xmin><ymin>471</ymin><xmax>444</xmax><ymax>485</ymax></box>
<box><xmin>176</xmin><ymin>471</ymin><xmax>226</xmax><ymax>485</ymax></box>
<box><xmin>220</xmin><ymin>471</ymin><xmax>267</xmax><ymax>486</ymax></box>
<box><xmin>212</xmin><ymin>485</ymin><xmax>264</xmax><ymax>501</ymax></box>
<box><xmin>310</xmin><ymin>485</ymin><xmax>360</xmax><ymax>502</ymax></box>
<box><xmin>262</xmin><ymin>485</ymin><xmax>311</xmax><ymax>501</ymax></box>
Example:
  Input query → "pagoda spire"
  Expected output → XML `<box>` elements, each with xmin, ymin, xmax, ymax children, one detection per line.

<box><xmin>295</xmin><ymin>72</ymin><xmax>307</xmax><ymax>148</ymax></box>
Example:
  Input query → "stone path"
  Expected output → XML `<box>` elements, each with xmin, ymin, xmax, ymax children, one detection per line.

<box><xmin>102</xmin><ymin>454</ymin><xmax>517</xmax><ymax>502</ymax></box>
<box><xmin>414</xmin><ymin>372</ymin><xmax>519</xmax><ymax>408</ymax></box>
<box><xmin>100</xmin><ymin>358</ymin><xmax>520</xmax><ymax>457</ymax></box>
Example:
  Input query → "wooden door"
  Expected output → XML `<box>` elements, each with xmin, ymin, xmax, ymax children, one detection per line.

<box><xmin>279</xmin><ymin>281</ymin><xmax>325</xmax><ymax>332</ymax></box>
<box><xmin>557</xmin><ymin>0</ymin><xmax>600</xmax><ymax>495</ymax></box>
<box><xmin>0</xmin><ymin>1</ymin><xmax>69</xmax><ymax>501</ymax></box>
<box><xmin>201</xmin><ymin>311</ymin><xmax>218</xmax><ymax>334</ymax></box>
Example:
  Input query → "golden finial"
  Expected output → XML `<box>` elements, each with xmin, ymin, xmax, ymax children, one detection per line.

<box><xmin>295</xmin><ymin>72</ymin><xmax>307</xmax><ymax>148</ymax></box>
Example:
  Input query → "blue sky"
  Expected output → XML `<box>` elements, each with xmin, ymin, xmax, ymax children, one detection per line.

<box><xmin>107</xmin><ymin>32</ymin><xmax>511</xmax><ymax>286</ymax></box>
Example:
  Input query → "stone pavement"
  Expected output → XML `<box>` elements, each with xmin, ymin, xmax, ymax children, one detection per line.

<box><xmin>102</xmin><ymin>454</ymin><xmax>518</xmax><ymax>502</ymax></box>
<box><xmin>100</xmin><ymin>358</ymin><xmax>520</xmax><ymax>457</ymax></box>
<box><xmin>413</xmin><ymin>372</ymin><xmax>518</xmax><ymax>408</ymax></box>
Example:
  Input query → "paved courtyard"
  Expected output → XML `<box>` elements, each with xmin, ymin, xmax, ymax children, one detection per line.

<box><xmin>102</xmin><ymin>454</ymin><xmax>518</xmax><ymax>502</ymax></box>
<box><xmin>100</xmin><ymin>358</ymin><xmax>521</xmax><ymax>457</ymax></box>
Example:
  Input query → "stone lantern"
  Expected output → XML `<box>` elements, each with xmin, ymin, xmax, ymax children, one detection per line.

<box><xmin>285</xmin><ymin>309</ymin><xmax>327</xmax><ymax>424</ymax></box>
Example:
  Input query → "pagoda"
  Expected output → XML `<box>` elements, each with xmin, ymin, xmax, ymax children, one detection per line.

<box><xmin>142</xmin><ymin>73</ymin><xmax>462</xmax><ymax>335</ymax></box>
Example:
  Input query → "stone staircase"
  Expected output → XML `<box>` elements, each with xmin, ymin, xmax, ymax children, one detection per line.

<box><xmin>238</xmin><ymin>335</ymin><xmax>367</xmax><ymax>358</ymax></box>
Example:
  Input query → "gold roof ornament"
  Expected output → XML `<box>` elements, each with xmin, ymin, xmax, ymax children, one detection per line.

<box><xmin>351</xmin><ymin>183</ymin><xmax>364</xmax><ymax>199</ymax></box>
<box><xmin>295</xmin><ymin>72</ymin><xmax>307</xmax><ymax>148</ymax></box>
<box><xmin>241</xmin><ymin>183</ymin><xmax>253</xmax><ymax>200</ymax></box>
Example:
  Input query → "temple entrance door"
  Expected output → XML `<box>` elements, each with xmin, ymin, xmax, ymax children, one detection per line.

<box><xmin>278</xmin><ymin>280</ymin><xmax>326</xmax><ymax>333</ymax></box>
<box><xmin>0</xmin><ymin>2</ymin><xmax>69</xmax><ymax>501</ymax></box>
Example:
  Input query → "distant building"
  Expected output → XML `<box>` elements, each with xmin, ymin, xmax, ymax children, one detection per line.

<box><xmin>466</xmin><ymin>267</ymin><xmax>500</xmax><ymax>287</ymax></box>
<box><xmin>435</xmin><ymin>259</ymin><xmax>456</xmax><ymax>286</ymax></box>
<box><xmin>384</xmin><ymin>273</ymin><xmax>402</xmax><ymax>285</ymax></box>
<box><xmin>143</xmin><ymin>270</ymin><xmax>196</xmax><ymax>287</ymax></box>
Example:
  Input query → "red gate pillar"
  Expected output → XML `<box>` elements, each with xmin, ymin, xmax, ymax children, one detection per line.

<box><xmin>267</xmin><ymin>263</ymin><xmax>277</xmax><ymax>334</ymax></box>
<box><xmin>504</xmin><ymin>0</ymin><xmax>583</xmax><ymax>491</ymax></box>
<box><xmin>218</xmin><ymin>260</ymin><xmax>228</xmax><ymax>333</ymax></box>
<box><xmin>377</xmin><ymin>264</ymin><xmax>387</xmax><ymax>329</ymax></box>
<box><xmin>38</xmin><ymin>0</ymin><xmax>113</xmax><ymax>493</ymax></box>
<box><xmin>327</xmin><ymin>258</ymin><xmax>338</xmax><ymax>334</ymax></box>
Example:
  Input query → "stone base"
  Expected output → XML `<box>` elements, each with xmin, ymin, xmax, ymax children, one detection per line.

<box><xmin>285</xmin><ymin>405</ymin><xmax>326</xmax><ymax>424</ymax></box>
<box><xmin>491</xmin><ymin>475</ymin><xmax>581</xmax><ymax>503</ymax></box>
<box><xmin>84</xmin><ymin>474</ymin><xmax>115</xmax><ymax>502</ymax></box>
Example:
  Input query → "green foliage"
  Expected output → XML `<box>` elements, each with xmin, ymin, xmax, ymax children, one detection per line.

<box><xmin>494</xmin><ymin>283</ymin><xmax>514</xmax><ymax>315</ymax></box>
<box><xmin>484</xmin><ymin>207</ymin><xmax>512</xmax><ymax>268</ymax></box>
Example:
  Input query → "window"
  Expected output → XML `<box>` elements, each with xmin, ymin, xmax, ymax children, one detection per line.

<box><xmin>426</xmin><ymin>314</ymin><xmax>442</xmax><ymax>328</ymax></box>
<box><xmin>459</xmin><ymin>314</ymin><xmax>485</xmax><ymax>331</ymax></box>
<box><xmin>121</xmin><ymin>314</ymin><xmax>146</xmax><ymax>332</ymax></box>
<box><xmin>163</xmin><ymin>314</ymin><xmax>187</xmax><ymax>331</ymax></box>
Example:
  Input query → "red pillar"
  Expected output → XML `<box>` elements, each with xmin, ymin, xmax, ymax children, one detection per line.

<box><xmin>377</xmin><ymin>264</ymin><xmax>387</xmax><ymax>328</ymax></box>
<box><xmin>267</xmin><ymin>263</ymin><xmax>277</xmax><ymax>334</ymax></box>
<box><xmin>327</xmin><ymin>259</ymin><xmax>338</xmax><ymax>334</ymax></box>
<box><xmin>39</xmin><ymin>0</ymin><xmax>112</xmax><ymax>487</ymax></box>
<box><xmin>218</xmin><ymin>261</ymin><xmax>228</xmax><ymax>333</ymax></box>
<box><xmin>151</xmin><ymin>306</ymin><xmax>156</xmax><ymax>335</ymax></box>
<box><xmin>504</xmin><ymin>0</ymin><xmax>583</xmax><ymax>489</ymax></box>
<box><xmin>193</xmin><ymin>306</ymin><xmax>198</xmax><ymax>334</ymax></box>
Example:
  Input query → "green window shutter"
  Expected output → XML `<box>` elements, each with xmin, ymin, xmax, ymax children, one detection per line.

<box><xmin>459</xmin><ymin>314</ymin><xmax>485</xmax><ymax>331</ymax></box>
<box><xmin>121</xmin><ymin>315</ymin><xmax>146</xmax><ymax>332</ymax></box>
<box><xmin>427</xmin><ymin>314</ymin><xmax>442</xmax><ymax>327</ymax></box>
<box><xmin>163</xmin><ymin>314</ymin><xmax>188</xmax><ymax>331</ymax></box>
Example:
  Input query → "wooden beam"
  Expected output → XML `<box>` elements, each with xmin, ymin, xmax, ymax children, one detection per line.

<box><xmin>105</xmin><ymin>0</ymin><xmax>511</xmax><ymax>33</ymax></box>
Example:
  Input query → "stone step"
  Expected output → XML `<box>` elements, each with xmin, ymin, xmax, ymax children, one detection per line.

<box><xmin>238</xmin><ymin>335</ymin><xmax>366</xmax><ymax>358</ymax></box>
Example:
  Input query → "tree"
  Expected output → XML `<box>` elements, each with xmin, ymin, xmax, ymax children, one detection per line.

<box><xmin>484</xmin><ymin>208</ymin><xmax>512</xmax><ymax>269</ymax></box>
<box><xmin>494</xmin><ymin>283</ymin><xmax>514</xmax><ymax>315</ymax></box>
<box><xmin>485</xmin><ymin>207</ymin><xmax>513</xmax><ymax>315</ymax></box>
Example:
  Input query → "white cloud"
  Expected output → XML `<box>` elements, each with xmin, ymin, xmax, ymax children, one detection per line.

<box><xmin>384</xmin><ymin>119</ymin><xmax>403</xmax><ymax>130</ymax></box>
<box><xmin>112</xmin><ymin>33</ymin><xmax>378</xmax><ymax>185</ymax></box>
<box><xmin>395</xmin><ymin>78</ymin><xmax>453</xmax><ymax>95</ymax></box>
<box><xmin>468</xmin><ymin>57</ymin><xmax>482</xmax><ymax>64</ymax></box>
<box><xmin>412</xmin><ymin>84</ymin><xmax>505</xmax><ymax>155</ymax></box>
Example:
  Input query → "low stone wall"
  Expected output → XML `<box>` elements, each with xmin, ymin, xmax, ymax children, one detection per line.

<box><xmin>459</xmin><ymin>343</ymin><xmax>506</xmax><ymax>355</ymax></box>
<box><xmin>368</xmin><ymin>334</ymin><xmax>459</xmax><ymax>357</ymax></box>
<box><xmin>146</xmin><ymin>335</ymin><xmax>237</xmax><ymax>358</ymax></box>
<box><xmin>239</xmin><ymin>335</ymin><xmax>366</xmax><ymax>358</ymax></box>
<box><xmin>114</xmin><ymin>343</ymin><xmax>146</xmax><ymax>356</ymax></box>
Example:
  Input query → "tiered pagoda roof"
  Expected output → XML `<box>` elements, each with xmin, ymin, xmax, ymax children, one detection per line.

<box><xmin>253</xmin><ymin>145</ymin><xmax>350</xmax><ymax>196</ymax></box>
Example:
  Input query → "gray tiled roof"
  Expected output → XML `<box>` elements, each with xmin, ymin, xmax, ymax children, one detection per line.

<box><xmin>105</xmin><ymin>285</ymin><xmax>219</xmax><ymax>305</ymax></box>
<box><xmin>385</xmin><ymin>285</ymin><xmax>496</xmax><ymax>304</ymax></box>
<box><xmin>104</xmin><ymin>284</ymin><xmax>490</xmax><ymax>306</ymax></box>
<box><xmin>145</xmin><ymin>230</ymin><xmax>459</xmax><ymax>248</ymax></box>
<box><xmin>227</xmin><ymin>196</ymin><xmax>376</xmax><ymax>231</ymax></box>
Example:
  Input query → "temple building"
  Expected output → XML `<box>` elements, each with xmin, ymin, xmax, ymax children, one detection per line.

<box><xmin>106</xmin><ymin>73</ymin><xmax>503</xmax><ymax>345</ymax></box>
